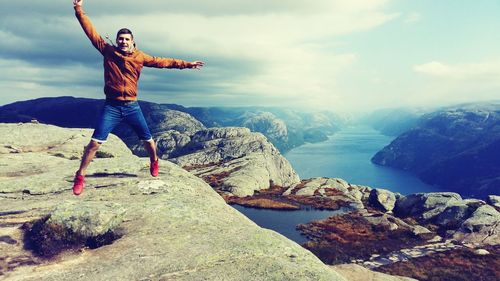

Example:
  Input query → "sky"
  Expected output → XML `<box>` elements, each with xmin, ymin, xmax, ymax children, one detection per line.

<box><xmin>1</xmin><ymin>0</ymin><xmax>499</xmax><ymax>112</ymax></box>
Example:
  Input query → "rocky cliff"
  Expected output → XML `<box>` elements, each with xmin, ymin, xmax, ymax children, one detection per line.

<box><xmin>171</xmin><ymin>127</ymin><xmax>300</xmax><ymax>197</ymax></box>
<box><xmin>0</xmin><ymin>123</ymin><xmax>345</xmax><ymax>280</ymax></box>
<box><xmin>0</xmin><ymin>97</ymin><xmax>300</xmax><ymax>196</ymax></box>
<box><xmin>372</xmin><ymin>102</ymin><xmax>500</xmax><ymax>198</ymax></box>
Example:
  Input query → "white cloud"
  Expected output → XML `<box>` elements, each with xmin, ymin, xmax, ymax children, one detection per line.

<box><xmin>414</xmin><ymin>60</ymin><xmax>500</xmax><ymax>80</ymax></box>
<box><xmin>408</xmin><ymin>60</ymin><xmax>500</xmax><ymax>107</ymax></box>
<box><xmin>0</xmin><ymin>58</ymin><xmax>102</xmax><ymax>104</ymax></box>
<box><xmin>89</xmin><ymin>1</ymin><xmax>395</xmax><ymax>109</ymax></box>
<box><xmin>1</xmin><ymin>0</ymin><xmax>398</xmax><ymax>110</ymax></box>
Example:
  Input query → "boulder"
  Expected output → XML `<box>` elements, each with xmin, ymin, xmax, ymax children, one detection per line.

<box><xmin>394</xmin><ymin>192</ymin><xmax>462</xmax><ymax>220</ymax></box>
<box><xmin>452</xmin><ymin>205</ymin><xmax>500</xmax><ymax>245</ymax></box>
<box><xmin>23</xmin><ymin>202</ymin><xmax>126</xmax><ymax>257</ymax></box>
<box><xmin>369</xmin><ymin>188</ymin><xmax>396</xmax><ymax>212</ymax></box>
<box><xmin>46</xmin><ymin>202</ymin><xmax>126</xmax><ymax>237</ymax></box>
<box><xmin>433</xmin><ymin>203</ymin><xmax>475</xmax><ymax>228</ymax></box>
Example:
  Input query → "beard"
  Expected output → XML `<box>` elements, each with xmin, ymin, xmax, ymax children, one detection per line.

<box><xmin>118</xmin><ymin>43</ymin><xmax>135</xmax><ymax>54</ymax></box>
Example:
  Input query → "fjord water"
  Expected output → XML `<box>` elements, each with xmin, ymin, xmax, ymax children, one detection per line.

<box><xmin>284</xmin><ymin>125</ymin><xmax>437</xmax><ymax>195</ymax></box>
<box><xmin>233</xmin><ymin>125</ymin><xmax>437</xmax><ymax>244</ymax></box>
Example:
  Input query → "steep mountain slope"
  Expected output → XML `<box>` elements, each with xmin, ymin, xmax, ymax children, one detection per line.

<box><xmin>372</xmin><ymin>102</ymin><xmax>500</xmax><ymax>198</ymax></box>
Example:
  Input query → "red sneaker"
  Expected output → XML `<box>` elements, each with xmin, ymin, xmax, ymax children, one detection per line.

<box><xmin>73</xmin><ymin>175</ymin><xmax>85</xmax><ymax>195</ymax></box>
<box><xmin>150</xmin><ymin>159</ymin><xmax>159</xmax><ymax>177</ymax></box>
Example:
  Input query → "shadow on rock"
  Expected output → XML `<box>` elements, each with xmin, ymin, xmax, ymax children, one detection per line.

<box><xmin>87</xmin><ymin>172</ymin><xmax>138</xmax><ymax>178</ymax></box>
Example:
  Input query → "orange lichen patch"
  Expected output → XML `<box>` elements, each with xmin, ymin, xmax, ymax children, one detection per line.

<box><xmin>202</xmin><ymin>172</ymin><xmax>232</xmax><ymax>188</ymax></box>
<box><xmin>297</xmin><ymin>213</ymin><xmax>428</xmax><ymax>264</ymax></box>
<box><xmin>200</xmin><ymin>166</ymin><xmax>243</xmax><ymax>188</ymax></box>
<box><xmin>221</xmin><ymin>182</ymin><xmax>352</xmax><ymax>211</ymax></box>
<box><xmin>223</xmin><ymin>183</ymin><xmax>300</xmax><ymax>210</ymax></box>
<box><xmin>226</xmin><ymin>197</ymin><xmax>300</xmax><ymax>210</ymax></box>
<box><xmin>287</xmin><ymin>195</ymin><xmax>351</xmax><ymax>210</ymax></box>
<box><xmin>287</xmin><ymin>181</ymin><xmax>308</xmax><ymax>195</ymax></box>
<box><xmin>376</xmin><ymin>246</ymin><xmax>500</xmax><ymax>281</ymax></box>
<box><xmin>253</xmin><ymin>184</ymin><xmax>288</xmax><ymax>196</ymax></box>
<box><xmin>316</xmin><ymin>188</ymin><xmax>345</xmax><ymax>197</ymax></box>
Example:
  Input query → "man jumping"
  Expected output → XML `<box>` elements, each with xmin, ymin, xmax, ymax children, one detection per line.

<box><xmin>72</xmin><ymin>0</ymin><xmax>204</xmax><ymax>195</ymax></box>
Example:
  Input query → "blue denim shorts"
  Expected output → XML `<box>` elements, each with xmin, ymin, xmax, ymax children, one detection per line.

<box><xmin>91</xmin><ymin>100</ymin><xmax>153</xmax><ymax>143</ymax></box>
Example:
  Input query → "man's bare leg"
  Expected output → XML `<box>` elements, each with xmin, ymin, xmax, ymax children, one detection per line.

<box><xmin>143</xmin><ymin>139</ymin><xmax>159</xmax><ymax>177</ymax></box>
<box><xmin>76</xmin><ymin>140</ymin><xmax>102</xmax><ymax>176</ymax></box>
<box><xmin>73</xmin><ymin>140</ymin><xmax>101</xmax><ymax>195</ymax></box>
<box><xmin>143</xmin><ymin>139</ymin><xmax>158</xmax><ymax>163</ymax></box>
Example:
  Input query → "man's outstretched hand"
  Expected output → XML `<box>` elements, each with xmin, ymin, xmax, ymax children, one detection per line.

<box><xmin>73</xmin><ymin>0</ymin><xmax>82</xmax><ymax>6</ymax></box>
<box><xmin>190</xmin><ymin>61</ymin><xmax>205</xmax><ymax>70</ymax></box>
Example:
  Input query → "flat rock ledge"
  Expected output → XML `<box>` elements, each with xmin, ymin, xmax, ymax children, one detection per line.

<box><xmin>0</xmin><ymin>123</ymin><xmax>345</xmax><ymax>281</ymax></box>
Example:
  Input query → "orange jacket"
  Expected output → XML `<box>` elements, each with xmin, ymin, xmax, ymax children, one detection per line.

<box><xmin>75</xmin><ymin>6</ymin><xmax>192</xmax><ymax>101</ymax></box>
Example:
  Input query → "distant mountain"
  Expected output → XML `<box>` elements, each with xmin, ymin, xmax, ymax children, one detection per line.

<box><xmin>358</xmin><ymin>107</ymin><xmax>430</xmax><ymax>136</ymax></box>
<box><xmin>372</xmin><ymin>102</ymin><xmax>500</xmax><ymax>198</ymax></box>
<box><xmin>0</xmin><ymin>97</ymin><xmax>345</xmax><ymax>153</ymax></box>
<box><xmin>0</xmin><ymin>97</ymin><xmax>204</xmax><ymax>154</ymax></box>
<box><xmin>181</xmin><ymin>106</ymin><xmax>346</xmax><ymax>152</ymax></box>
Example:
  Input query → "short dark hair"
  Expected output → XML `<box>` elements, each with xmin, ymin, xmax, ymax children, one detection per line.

<box><xmin>116</xmin><ymin>28</ymin><xmax>134</xmax><ymax>39</ymax></box>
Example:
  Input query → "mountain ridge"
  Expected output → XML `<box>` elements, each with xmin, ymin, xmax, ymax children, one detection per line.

<box><xmin>372</xmin><ymin>102</ymin><xmax>500</xmax><ymax>198</ymax></box>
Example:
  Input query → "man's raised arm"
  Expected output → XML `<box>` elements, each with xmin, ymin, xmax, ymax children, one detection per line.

<box><xmin>143</xmin><ymin>54</ymin><xmax>205</xmax><ymax>70</ymax></box>
<box><xmin>73</xmin><ymin>0</ymin><xmax>107</xmax><ymax>54</ymax></box>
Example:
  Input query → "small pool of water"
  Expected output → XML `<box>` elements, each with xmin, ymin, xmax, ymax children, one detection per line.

<box><xmin>231</xmin><ymin>204</ymin><xmax>349</xmax><ymax>244</ymax></box>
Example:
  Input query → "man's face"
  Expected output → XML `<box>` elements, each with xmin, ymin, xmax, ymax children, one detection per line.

<box><xmin>116</xmin><ymin>34</ymin><xmax>134</xmax><ymax>53</ymax></box>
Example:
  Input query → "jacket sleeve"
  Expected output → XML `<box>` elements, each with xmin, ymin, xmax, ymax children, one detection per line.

<box><xmin>74</xmin><ymin>5</ymin><xmax>107</xmax><ymax>54</ymax></box>
<box><xmin>142</xmin><ymin>52</ymin><xmax>192</xmax><ymax>69</ymax></box>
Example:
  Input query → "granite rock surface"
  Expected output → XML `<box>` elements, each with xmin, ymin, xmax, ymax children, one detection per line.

<box><xmin>0</xmin><ymin>123</ymin><xmax>345</xmax><ymax>281</ymax></box>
